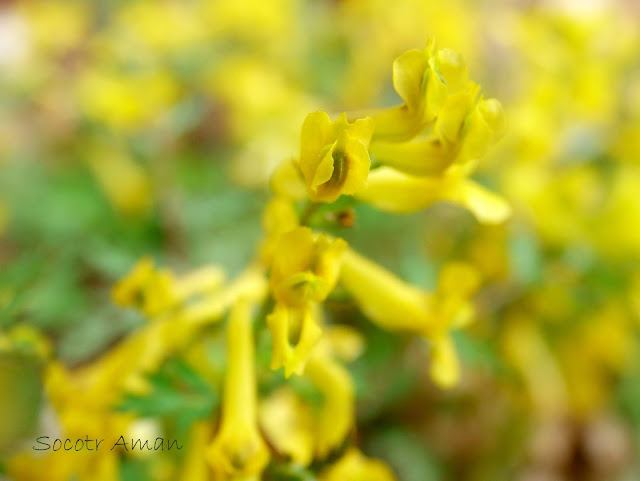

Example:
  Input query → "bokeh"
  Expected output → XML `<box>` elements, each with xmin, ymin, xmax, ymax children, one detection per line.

<box><xmin>1</xmin><ymin>0</ymin><xmax>640</xmax><ymax>480</ymax></box>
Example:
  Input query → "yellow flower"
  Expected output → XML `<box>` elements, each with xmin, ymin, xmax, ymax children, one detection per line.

<box><xmin>112</xmin><ymin>257</ymin><xmax>226</xmax><ymax>318</ymax></box>
<box><xmin>304</xmin><ymin>354</ymin><xmax>355</xmax><ymax>457</ymax></box>
<box><xmin>320</xmin><ymin>448</ymin><xmax>397</xmax><ymax>481</ymax></box>
<box><xmin>270</xmin><ymin>227</ymin><xmax>347</xmax><ymax>307</ymax></box>
<box><xmin>111</xmin><ymin>257</ymin><xmax>161</xmax><ymax>310</ymax></box>
<box><xmin>178</xmin><ymin>422</ymin><xmax>213</xmax><ymax>481</ymax></box>
<box><xmin>77</xmin><ymin>69</ymin><xmax>178</xmax><ymax>131</ymax></box>
<box><xmin>370</xmin><ymin>91</ymin><xmax>506</xmax><ymax>176</ymax></box>
<box><xmin>370</xmin><ymin>41</ymin><xmax>469</xmax><ymax>142</ymax></box>
<box><xmin>267</xmin><ymin>227</ymin><xmax>346</xmax><ymax>376</ymax></box>
<box><xmin>206</xmin><ymin>299</ymin><xmax>269</xmax><ymax>480</ymax></box>
<box><xmin>259</xmin><ymin>387</ymin><xmax>315</xmax><ymax>466</ymax></box>
<box><xmin>299</xmin><ymin>111</ymin><xmax>374</xmax><ymax>202</ymax></box>
<box><xmin>339</xmin><ymin>247</ymin><xmax>431</xmax><ymax>333</ymax></box>
<box><xmin>339</xmin><ymin>248</ymin><xmax>480</xmax><ymax>387</ymax></box>
<box><xmin>4</xmin><ymin>360</ymin><xmax>134</xmax><ymax>481</ymax></box>
<box><xmin>259</xmin><ymin>324</ymin><xmax>361</xmax><ymax>465</ymax></box>
<box><xmin>355</xmin><ymin>166</ymin><xmax>511</xmax><ymax>224</ymax></box>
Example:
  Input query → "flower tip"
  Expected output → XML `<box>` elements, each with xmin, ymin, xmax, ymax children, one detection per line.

<box><xmin>479</xmin><ymin>98</ymin><xmax>506</xmax><ymax>137</ymax></box>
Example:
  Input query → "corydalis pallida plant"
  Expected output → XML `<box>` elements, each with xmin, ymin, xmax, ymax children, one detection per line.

<box><xmin>5</xmin><ymin>41</ymin><xmax>508</xmax><ymax>481</ymax></box>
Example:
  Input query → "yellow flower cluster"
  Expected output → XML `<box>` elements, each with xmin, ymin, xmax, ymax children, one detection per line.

<box><xmin>274</xmin><ymin>41</ymin><xmax>510</xmax><ymax>225</ymax></box>
<box><xmin>3</xmin><ymin>4</ymin><xmax>509</xmax><ymax>473</ymax></box>
<box><xmin>160</xmin><ymin>41</ymin><xmax>507</xmax><ymax>480</ymax></box>
<box><xmin>112</xmin><ymin>42</ymin><xmax>505</xmax><ymax>481</ymax></box>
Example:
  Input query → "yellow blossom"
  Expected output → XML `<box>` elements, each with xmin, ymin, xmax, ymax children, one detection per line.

<box><xmin>340</xmin><ymin>248</ymin><xmax>480</xmax><ymax>387</ymax></box>
<box><xmin>259</xmin><ymin>355</ymin><xmax>355</xmax><ymax>462</ymax></box>
<box><xmin>304</xmin><ymin>354</ymin><xmax>355</xmax><ymax>457</ymax></box>
<box><xmin>299</xmin><ymin>111</ymin><xmax>374</xmax><ymax>202</ymax></box>
<box><xmin>267</xmin><ymin>227</ymin><xmax>346</xmax><ymax>375</ymax></box>
<box><xmin>369</xmin><ymin>41</ymin><xmax>469</xmax><ymax>142</ymax></box>
<box><xmin>77</xmin><ymin>69</ymin><xmax>178</xmax><ymax>131</ymax></box>
<box><xmin>370</xmin><ymin>92</ymin><xmax>506</xmax><ymax>176</ymax></box>
<box><xmin>270</xmin><ymin>158</ymin><xmax>308</xmax><ymax>201</ymax></box>
<box><xmin>179</xmin><ymin>422</ymin><xmax>213</xmax><ymax>481</ymax></box>
<box><xmin>86</xmin><ymin>146</ymin><xmax>153</xmax><ymax>216</ymax></box>
<box><xmin>259</xmin><ymin>388</ymin><xmax>315</xmax><ymax>466</ymax></box>
<box><xmin>206</xmin><ymin>299</ymin><xmax>269</xmax><ymax>480</ymax></box>
<box><xmin>356</xmin><ymin>166</ymin><xmax>511</xmax><ymax>224</ymax></box>
<box><xmin>112</xmin><ymin>257</ymin><xmax>226</xmax><ymax>318</ymax></box>
<box><xmin>259</xmin><ymin>323</ymin><xmax>362</xmax><ymax>465</ymax></box>
<box><xmin>320</xmin><ymin>448</ymin><xmax>397</xmax><ymax>481</ymax></box>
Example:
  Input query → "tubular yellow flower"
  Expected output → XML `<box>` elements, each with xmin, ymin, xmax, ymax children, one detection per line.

<box><xmin>99</xmin><ymin>267</ymin><xmax>267</xmax><ymax>396</ymax></box>
<box><xmin>304</xmin><ymin>354</ymin><xmax>354</xmax><ymax>458</ymax></box>
<box><xmin>320</xmin><ymin>448</ymin><xmax>397</xmax><ymax>481</ymax></box>
<box><xmin>179</xmin><ymin>422</ymin><xmax>213</xmax><ymax>481</ymax></box>
<box><xmin>340</xmin><ymin>248</ymin><xmax>431</xmax><ymax>333</ymax></box>
<box><xmin>299</xmin><ymin>111</ymin><xmax>374</xmax><ymax>203</ymax></box>
<box><xmin>259</xmin><ymin>356</ymin><xmax>355</xmax><ymax>463</ymax></box>
<box><xmin>112</xmin><ymin>257</ymin><xmax>227</xmax><ymax>318</ymax></box>
<box><xmin>259</xmin><ymin>323</ymin><xmax>362</xmax><ymax>465</ymax></box>
<box><xmin>206</xmin><ymin>299</ymin><xmax>269</xmax><ymax>480</ymax></box>
<box><xmin>429</xmin><ymin>334</ymin><xmax>460</xmax><ymax>389</ymax></box>
<box><xmin>5</xmin><ymin>360</ymin><xmax>134</xmax><ymax>481</ymax></box>
<box><xmin>355</xmin><ymin>166</ymin><xmax>511</xmax><ymax>224</ymax></box>
<box><xmin>111</xmin><ymin>256</ymin><xmax>157</xmax><ymax>308</ymax></box>
<box><xmin>259</xmin><ymin>387</ymin><xmax>315</xmax><ymax>466</ymax></box>
<box><xmin>340</xmin><ymin>248</ymin><xmax>480</xmax><ymax>387</ymax></box>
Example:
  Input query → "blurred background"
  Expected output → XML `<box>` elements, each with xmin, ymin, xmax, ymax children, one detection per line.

<box><xmin>1</xmin><ymin>0</ymin><xmax>640</xmax><ymax>480</ymax></box>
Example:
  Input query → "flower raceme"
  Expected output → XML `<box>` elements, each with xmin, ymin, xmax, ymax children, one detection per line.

<box><xmin>12</xmin><ymin>40</ymin><xmax>511</xmax><ymax>481</ymax></box>
<box><xmin>275</xmin><ymin>41</ymin><xmax>509</xmax><ymax>224</ymax></box>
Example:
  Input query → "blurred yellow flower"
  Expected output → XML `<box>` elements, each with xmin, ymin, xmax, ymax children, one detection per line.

<box><xmin>340</xmin><ymin>248</ymin><xmax>480</xmax><ymax>387</ymax></box>
<box><xmin>206</xmin><ymin>300</ymin><xmax>269</xmax><ymax>480</ymax></box>
<box><xmin>86</xmin><ymin>147</ymin><xmax>153</xmax><ymax>217</ymax></box>
<box><xmin>320</xmin><ymin>448</ymin><xmax>397</xmax><ymax>481</ymax></box>
<box><xmin>357</xmin><ymin>166</ymin><xmax>511</xmax><ymax>224</ymax></box>
<box><xmin>112</xmin><ymin>257</ymin><xmax>226</xmax><ymax>318</ymax></box>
